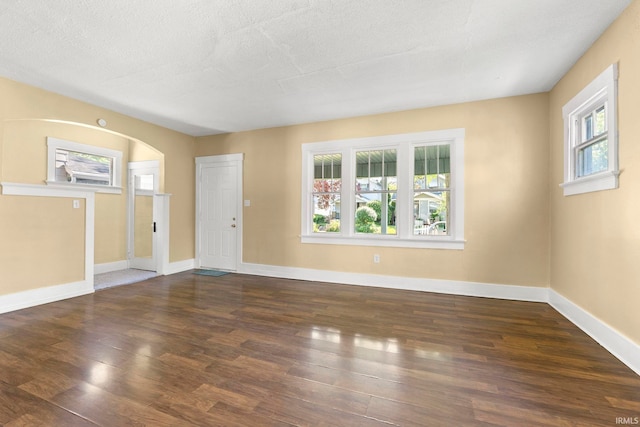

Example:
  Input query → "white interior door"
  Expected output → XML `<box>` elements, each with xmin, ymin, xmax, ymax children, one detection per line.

<box><xmin>197</xmin><ymin>155</ymin><xmax>242</xmax><ymax>271</ymax></box>
<box><xmin>128</xmin><ymin>161</ymin><xmax>159</xmax><ymax>271</ymax></box>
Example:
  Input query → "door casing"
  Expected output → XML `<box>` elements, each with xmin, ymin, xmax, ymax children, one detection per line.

<box><xmin>128</xmin><ymin>160</ymin><xmax>160</xmax><ymax>271</ymax></box>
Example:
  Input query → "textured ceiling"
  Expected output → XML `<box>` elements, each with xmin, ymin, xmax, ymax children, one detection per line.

<box><xmin>0</xmin><ymin>1</ymin><xmax>632</xmax><ymax>136</ymax></box>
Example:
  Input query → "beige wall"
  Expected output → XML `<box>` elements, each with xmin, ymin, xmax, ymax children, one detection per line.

<box><xmin>196</xmin><ymin>93</ymin><xmax>550</xmax><ymax>288</ymax></box>
<box><xmin>549</xmin><ymin>1</ymin><xmax>640</xmax><ymax>345</ymax></box>
<box><xmin>0</xmin><ymin>195</ymin><xmax>85</xmax><ymax>294</ymax></box>
<box><xmin>134</xmin><ymin>194</ymin><xmax>154</xmax><ymax>258</ymax></box>
<box><xmin>0</xmin><ymin>77</ymin><xmax>196</xmax><ymax>296</ymax></box>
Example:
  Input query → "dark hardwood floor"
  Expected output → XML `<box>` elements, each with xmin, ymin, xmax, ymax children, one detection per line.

<box><xmin>0</xmin><ymin>271</ymin><xmax>638</xmax><ymax>426</ymax></box>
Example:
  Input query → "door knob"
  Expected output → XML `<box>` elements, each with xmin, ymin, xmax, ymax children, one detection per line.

<box><xmin>231</xmin><ymin>224</ymin><xmax>236</xmax><ymax>228</ymax></box>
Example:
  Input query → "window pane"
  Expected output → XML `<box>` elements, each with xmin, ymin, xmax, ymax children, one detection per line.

<box><xmin>413</xmin><ymin>191</ymin><xmax>449</xmax><ymax>236</ymax></box>
<box><xmin>314</xmin><ymin>178</ymin><xmax>341</xmax><ymax>193</ymax></box>
<box><xmin>584</xmin><ymin>114</ymin><xmax>593</xmax><ymax>141</ymax></box>
<box><xmin>135</xmin><ymin>174</ymin><xmax>154</xmax><ymax>191</ymax></box>
<box><xmin>415</xmin><ymin>145</ymin><xmax>450</xmax><ymax>191</ymax></box>
<box><xmin>578</xmin><ymin>139</ymin><xmax>608</xmax><ymax>177</ymax></box>
<box><xmin>55</xmin><ymin>149</ymin><xmax>113</xmax><ymax>185</ymax></box>
<box><xmin>355</xmin><ymin>151</ymin><xmax>372</xmax><ymax>178</ymax></box>
<box><xmin>313</xmin><ymin>153</ymin><xmax>341</xmax><ymax>232</ymax></box>
<box><xmin>313</xmin><ymin>194</ymin><xmax>340</xmax><ymax>233</ymax></box>
<box><xmin>354</xmin><ymin>149</ymin><xmax>397</xmax><ymax>235</ymax></box>
<box><xmin>314</xmin><ymin>154</ymin><xmax>341</xmax><ymax>184</ymax></box>
<box><xmin>354</xmin><ymin>193</ymin><xmax>397</xmax><ymax>235</ymax></box>
<box><xmin>356</xmin><ymin>150</ymin><xmax>397</xmax><ymax>180</ymax></box>
<box><xmin>385</xmin><ymin>176</ymin><xmax>397</xmax><ymax>191</ymax></box>
<box><xmin>594</xmin><ymin>105</ymin><xmax>606</xmax><ymax>136</ymax></box>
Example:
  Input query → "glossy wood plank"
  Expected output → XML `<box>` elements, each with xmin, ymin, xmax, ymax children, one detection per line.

<box><xmin>0</xmin><ymin>271</ymin><xmax>638</xmax><ymax>426</ymax></box>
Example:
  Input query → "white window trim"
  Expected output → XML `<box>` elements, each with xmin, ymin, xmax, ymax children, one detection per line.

<box><xmin>301</xmin><ymin>129</ymin><xmax>465</xmax><ymax>250</ymax></box>
<box><xmin>46</xmin><ymin>137</ymin><xmax>123</xmax><ymax>194</ymax></box>
<box><xmin>561</xmin><ymin>63</ymin><xmax>619</xmax><ymax>196</ymax></box>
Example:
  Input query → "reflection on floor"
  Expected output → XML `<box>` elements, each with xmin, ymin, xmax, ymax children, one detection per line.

<box><xmin>94</xmin><ymin>269</ymin><xmax>158</xmax><ymax>290</ymax></box>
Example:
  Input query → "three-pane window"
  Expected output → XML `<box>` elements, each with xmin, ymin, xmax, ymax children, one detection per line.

<box><xmin>302</xmin><ymin>129</ymin><xmax>465</xmax><ymax>249</ymax></box>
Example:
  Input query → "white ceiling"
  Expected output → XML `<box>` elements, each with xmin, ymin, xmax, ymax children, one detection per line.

<box><xmin>0</xmin><ymin>1</ymin><xmax>632</xmax><ymax>136</ymax></box>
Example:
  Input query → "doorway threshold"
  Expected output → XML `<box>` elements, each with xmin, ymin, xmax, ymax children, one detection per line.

<box><xmin>94</xmin><ymin>269</ymin><xmax>158</xmax><ymax>290</ymax></box>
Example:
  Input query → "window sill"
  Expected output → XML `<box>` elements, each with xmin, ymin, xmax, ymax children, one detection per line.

<box><xmin>560</xmin><ymin>170</ymin><xmax>619</xmax><ymax>196</ymax></box>
<box><xmin>301</xmin><ymin>234</ymin><xmax>465</xmax><ymax>250</ymax></box>
<box><xmin>46</xmin><ymin>181</ymin><xmax>122</xmax><ymax>194</ymax></box>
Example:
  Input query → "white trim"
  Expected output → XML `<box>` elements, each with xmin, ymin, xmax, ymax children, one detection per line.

<box><xmin>1</xmin><ymin>241</ymin><xmax>637</xmax><ymax>377</ymax></box>
<box><xmin>154</xmin><ymin>194</ymin><xmax>171</xmax><ymax>275</ymax></box>
<box><xmin>0</xmin><ymin>280</ymin><xmax>93</xmax><ymax>315</ymax></box>
<box><xmin>95</xmin><ymin>260</ymin><xmax>129</xmax><ymax>275</ymax></box>
<box><xmin>559</xmin><ymin>170</ymin><xmax>620</xmax><ymax>196</ymax></box>
<box><xmin>561</xmin><ymin>63</ymin><xmax>619</xmax><ymax>196</ymax></box>
<box><xmin>1</xmin><ymin>182</ymin><xmax>95</xmax><ymax>286</ymax></box>
<box><xmin>196</xmin><ymin>153</ymin><xmax>244</xmax><ymax>165</ymax></box>
<box><xmin>237</xmin><ymin>262</ymin><xmax>639</xmax><ymax>376</ymax></box>
<box><xmin>195</xmin><ymin>154</ymin><xmax>244</xmax><ymax>271</ymax></box>
<box><xmin>300</xmin><ymin>235</ymin><xmax>465</xmax><ymax>249</ymax></box>
<box><xmin>549</xmin><ymin>290</ymin><xmax>640</xmax><ymax>377</ymax></box>
<box><xmin>301</xmin><ymin>129</ymin><xmax>465</xmax><ymax>249</ymax></box>
<box><xmin>130</xmin><ymin>160</ymin><xmax>160</xmax><ymax>169</ymax></box>
<box><xmin>1</xmin><ymin>181</ymin><xmax>96</xmax><ymax>198</ymax></box>
<box><xmin>47</xmin><ymin>136</ymin><xmax>123</xmax><ymax>193</ymax></box>
<box><xmin>127</xmin><ymin>161</ymin><xmax>162</xmax><ymax>272</ymax></box>
<box><xmin>165</xmin><ymin>258</ymin><xmax>195</xmax><ymax>275</ymax></box>
<box><xmin>238</xmin><ymin>262</ymin><xmax>548</xmax><ymax>302</ymax></box>
<box><xmin>45</xmin><ymin>181</ymin><xmax>122</xmax><ymax>194</ymax></box>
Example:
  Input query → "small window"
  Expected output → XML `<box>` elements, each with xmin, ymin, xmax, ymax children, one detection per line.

<box><xmin>55</xmin><ymin>148</ymin><xmax>113</xmax><ymax>185</ymax></box>
<box><xmin>576</xmin><ymin>104</ymin><xmax>608</xmax><ymax>178</ymax></box>
<box><xmin>561</xmin><ymin>64</ymin><xmax>619</xmax><ymax>196</ymax></box>
<box><xmin>47</xmin><ymin>137</ymin><xmax>122</xmax><ymax>193</ymax></box>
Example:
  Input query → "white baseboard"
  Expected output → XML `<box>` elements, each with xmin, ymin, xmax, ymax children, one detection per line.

<box><xmin>239</xmin><ymin>262</ymin><xmax>639</xmax><ymax>377</ymax></box>
<box><xmin>549</xmin><ymin>290</ymin><xmax>640</xmax><ymax>377</ymax></box>
<box><xmin>94</xmin><ymin>259</ymin><xmax>195</xmax><ymax>277</ymax></box>
<box><xmin>238</xmin><ymin>262</ymin><xmax>549</xmax><ymax>302</ymax></box>
<box><xmin>165</xmin><ymin>258</ymin><xmax>195</xmax><ymax>275</ymax></box>
<box><xmin>0</xmin><ymin>280</ymin><xmax>94</xmax><ymax>315</ymax></box>
<box><xmin>1</xmin><ymin>260</ymin><xmax>637</xmax><ymax>378</ymax></box>
<box><xmin>94</xmin><ymin>260</ymin><xmax>129</xmax><ymax>275</ymax></box>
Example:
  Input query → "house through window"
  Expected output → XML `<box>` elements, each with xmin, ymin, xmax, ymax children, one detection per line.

<box><xmin>55</xmin><ymin>148</ymin><xmax>113</xmax><ymax>185</ymax></box>
<box><xmin>355</xmin><ymin>149</ymin><xmax>397</xmax><ymax>235</ymax></box>
<box><xmin>413</xmin><ymin>144</ymin><xmax>450</xmax><ymax>236</ymax></box>
<box><xmin>47</xmin><ymin>137</ymin><xmax>123</xmax><ymax>194</ymax></box>
<box><xmin>312</xmin><ymin>153</ymin><xmax>342</xmax><ymax>233</ymax></box>
<box><xmin>302</xmin><ymin>129</ymin><xmax>465</xmax><ymax>249</ymax></box>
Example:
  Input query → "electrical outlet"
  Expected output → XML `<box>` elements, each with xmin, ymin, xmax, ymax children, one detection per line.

<box><xmin>373</xmin><ymin>254</ymin><xmax>380</xmax><ymax>263</ymax></box>
<box><xmin>73</xmin><ymin>200</ymin><xmax>80</xmax><ymax>209</ymax></box>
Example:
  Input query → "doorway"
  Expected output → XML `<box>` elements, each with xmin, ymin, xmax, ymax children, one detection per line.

<box><xmin>196</xmin><ymin>154</ymin><xmax>243</xmax><ymax>271</ymax></box>
<box><xmin>128</xmin><ymin>161</ymin><xmax>160</xmax><ymax>271</ymax></box>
